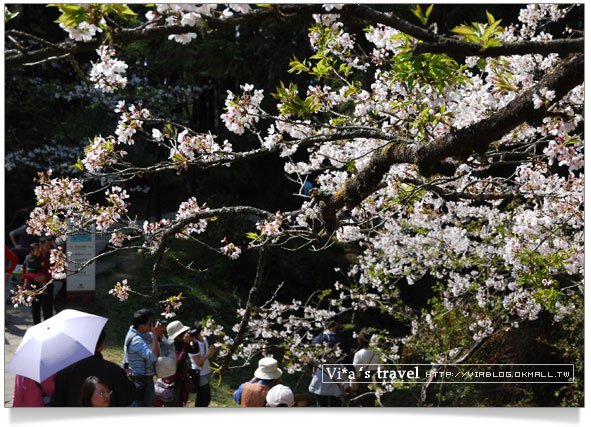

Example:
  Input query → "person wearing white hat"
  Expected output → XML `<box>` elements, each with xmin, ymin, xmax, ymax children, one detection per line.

<box><xmin>154</xmin><ymin>320</ymin><xmax>192</xmax><ymax>407</ymax></box>
<box><xmin>266</xmin><ymin>384</ymin><xmax>295</xmax><ymax>407</ymax></box>
<box><xmin>233</xmin><ymin>357</ymin><xmax>283</xmax><ymax>407</ymax></box>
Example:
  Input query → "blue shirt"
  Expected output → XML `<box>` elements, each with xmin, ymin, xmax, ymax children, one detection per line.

<box><xmin>233</xmin><ymin>379</ymin><xmax>273</xmax><ymax>405</ymax></box>
<box><xmin>124</xmin><ymin>326</ymin><xmax>158</xmax><ymax>376</ymax></box>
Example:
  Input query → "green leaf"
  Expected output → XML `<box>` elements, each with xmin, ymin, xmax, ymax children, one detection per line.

<box><xmin>70</xmin><ymin>158</ymin><xmax>84</xmax><ymax>170</ymax></box>
<box><xmin>411</xmin><ymin>5</ymin><xmax>423</xmax><ymax>21</ymax></box>
<box><xmin>451</xmin><ymin>25</ymin><xmax>475</xmax><ymax>36</ymax></box>
<box><xmin>477</xmin><ymin>58</ymin><xmax>487</xmax><ymax>69</ymax></box>
<box><xmin>5</xmin><ymin>8</ymin><xmax>20</xmax><ymax>22</ymax></box>
<box><xmin>485</xmin><ymin>39</ymin><xmax>502</xmax><ymax>49</ymax></box>
<box><xmin>486</xmin><ymin>10</ymin><xmax>495</xmax><ymax>26</ymax></box>
<box><xmin>425</xmin><ymin>4</ymin><xmax>434</xmax><ymax>19</ymax></box>
<box><xmin>245</xmin><ymin>232</ymin><xmax>259</xmax><ymax>240</ymax></box>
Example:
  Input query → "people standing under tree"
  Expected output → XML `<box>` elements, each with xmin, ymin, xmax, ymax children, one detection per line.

<box><xmin>23</xmin><ymin>243</ymin><xmax>46</xmax><ymax>287</ymax></box>
<box><xmin>79</xmin><ymin>376</ymin><xmax>111</xmax><ymax>407</ymax></box>
<box><xmin>188</xmin><ymin>320</ymin><xmax>218</xmax><ymax>407</ymax></box>
<box><xmin>308</xmin><ymin>320</ymin><xmax>350</xmax><ymax>407</ymax></box>
<box><xmin>233</xmin><ymin>357</ymin><xmax>284</xmax><ymax>407</ymax></box>
<box><xmin>122</xmin><ymin>309</ymin><xmax>165</xmax><ymax>407</ymax></box>
<box><xmin>52</xmin><ymin>329</ymin><xmax>134</xmax><ymax>407</ymax></box>
<box><xmin>23</xmin><ymin>240</ymin><xmax>54</xmax><ymax>325</ymax></box>
<box><xmin>350</xmin><ymin>328</ymin><xmax>382</xmax><ymax>407</ymax></box>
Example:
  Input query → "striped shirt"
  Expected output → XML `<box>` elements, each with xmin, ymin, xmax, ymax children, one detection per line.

<box><xmin>124</xmin><ymin>326</ymin><xmax>158</xmax><ymax>376</ymax></box>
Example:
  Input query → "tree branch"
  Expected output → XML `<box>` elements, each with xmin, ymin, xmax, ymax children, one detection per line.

<box><xmin>413</xmin><ymin>37</ymin><xmax>584</xmax><ymax>57</ymax></box>
<box><xmin>219</xmin><ymin>246</ymin><xmax>268</xmax><ymax>372</ymax></box>
<box><xmin>9</xmin><ymin>4</ymin><xmax>581</xmax><ymax>69</ymax></box>
<box><xmin>318</xmin><ymin>53</ymin><xmax>583</xmax><ymax>229</ymax></box>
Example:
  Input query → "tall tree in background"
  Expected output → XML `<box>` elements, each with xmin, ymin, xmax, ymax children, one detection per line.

<box><xmin>5</xmin><ymin>4</ymin><xmax>584</xmax><ymax>406</ymax></box>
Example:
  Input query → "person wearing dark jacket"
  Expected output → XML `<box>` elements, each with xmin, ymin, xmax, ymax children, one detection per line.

<box><xmin>52</xmin><ymin>330</ymin><xmax>134</xmax><ymax>407</ymax></box>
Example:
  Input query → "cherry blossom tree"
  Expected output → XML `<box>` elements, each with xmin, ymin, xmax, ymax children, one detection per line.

<box><xmin>6</xmin><ymin>4</ymin><xmax>583</xmax><ymax>405</ymax></box>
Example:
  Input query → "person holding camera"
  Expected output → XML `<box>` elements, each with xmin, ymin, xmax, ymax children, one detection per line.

<box><xmin>123</xmin><ymin>309</ymin><xmax>165</xmax><ymax>407</ymax></box>
<box><xmin>188</xmin><ymin>320</ymin><xmax>219</xmax><ymax>407</ymax></box>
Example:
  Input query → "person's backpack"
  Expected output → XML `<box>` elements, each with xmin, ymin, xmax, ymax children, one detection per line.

<box><xmin>154</xmin><ymin>378</ymin><xmax>176</xmax><ymax>402</ymax></box>
<box><xmin>155</xmin><ymin>338</ymin><xmax>177</xmax><ymax>378</ymax></box>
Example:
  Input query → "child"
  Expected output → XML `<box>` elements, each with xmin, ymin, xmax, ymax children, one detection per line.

<box><xmin>23</xmin><ymin>242</ymin><xmax>46</xmax><ymax>287</ymax></box>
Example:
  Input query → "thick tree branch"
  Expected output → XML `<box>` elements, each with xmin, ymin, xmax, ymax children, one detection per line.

<box><xmin>341</xmin><ymin>4</ymin><xmax>439</xmax><ymax>42</ymax></box>
<box><xmin>419</xmin><ymin>333</ymin><xmax>494</xmax><ymax>406</ymax></box>
<box><xmin>5</xmin><ymin>5</ymin><xmax>326</xmax><ymax>69</ymax></box>
<box><xmin>413</xmin><ymin>37</ymin><xmax>584</xmax><ymax>57</ymax></box>
<box><xmin>8</xmin><ymin>4</ymin><xmax>581</xmax><ymax>69</ymax></box>
<box><xmin>319</xmin><ymin>53</ymin><xmax>583</xmax><ymax>228</ymax></box>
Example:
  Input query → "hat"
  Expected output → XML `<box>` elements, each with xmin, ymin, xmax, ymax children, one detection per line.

<box><xmin>254</xmin><ymin>357</ymin><xmax>282</xmax><ymax>380</ymax></box>
<box><xmin>155</xmin><ymin>355</ymin><xmax>177</xmax><ymax>378</ymax></box>
<box><xmin>166</xmin><ymin>320</ymin><xmax>190</xmax><ymax>340</ymax></box>
<box><xmin>266</xmin><ymin>384</ymin><xmax>295</xmax><ymax>407</ymax></box>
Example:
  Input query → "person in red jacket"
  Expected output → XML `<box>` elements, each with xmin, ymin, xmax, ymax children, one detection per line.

<box><xmin>12</xmin><ymin>374</ymin><xmax>56</xmax><ymax>407</ymax></box>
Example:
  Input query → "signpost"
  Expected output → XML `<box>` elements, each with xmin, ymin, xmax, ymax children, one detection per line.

<box><xmin>66</xmin><ymin>231</ymin><xmax>96</xmax><ymax>303</ymax></box>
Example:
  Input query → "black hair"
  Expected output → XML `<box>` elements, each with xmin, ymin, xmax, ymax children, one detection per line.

<box><xmin>29</xmin><ymin>242</ymin><xmax>39</xmax><ymax>252</ymax></box>
<box><xmin>357</xmin><ymin>328</ymin><xmax>375</xmax><ymax>348</ymax></box>
<box><xmin>193</xmin><ymin>320</ymin><xmax>203</xmax><ymax>334</ymax></box>
<box><xmin>96</xmin><ymin>329</ymin><xmax>106</xmax><ymax>350</ymax></box>
<box><xmin>324</xmin><ymin>320</ymin><xmax>338</xmax><ymax>330</ymax></box>
<box><xmin>79</xmin><ymin>376</ymin><xmax>109</xmax><ymax>407</ymax></box>
<box><xmin>132</xmin><ymin>309</ymin><xmax>153</xmax><ymax>329</ymax></box>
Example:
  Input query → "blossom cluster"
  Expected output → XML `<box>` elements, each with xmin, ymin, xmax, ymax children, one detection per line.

<box><xmin>221</xmin><ymin>84</ymin><xmax>264</xmax><ymax>135</ymax></box>
<box><xmin>160</xmin><ymin>293</ymin><xmax>184</xmax><ymax>319</ymax></box>
<box><xmin>173</xmin><ymin>197</ymin><xmax>210</xmax><ymax>239</ymax></box>
<box><xmin>59</xmin><ymin>16</ymin><xmax>104</xmax><ymax>41</ymax></box>
<box><xmin>95</xmin><ymin>186</ymin><xmax>130</xmax><ymax>233</ymax></box>
<box><xmin>220</xmin><ymin>238</ymin><xmax>242</xmax><ymax>260</ymax></box>
<box><xmin>89</xmin><ymin>44</ymin><xmax>128</xmax><ymax>93</ymax></box>
<box><xmin>114</xmin><ymin>101</ymin><xmax>150</xmax><ymax>145</ymax></box>
<box><xmin>10</xmin><ymin>284</ymin><xmax>38</xmax><ymax>308</ymax></box>
<box><xmin>145</xmin><ymin>4</ymin><xmax>253</xmax><ymax>45</ymax></box>
<box><xmin>109</xmin><ymin>279</ymin><xmax>131</xmax><ymax>302</ymax></box>
<box><xmin>168</xmin><ymin>130</ymin><xmax>233</xmax><ymax>171</ymax></box>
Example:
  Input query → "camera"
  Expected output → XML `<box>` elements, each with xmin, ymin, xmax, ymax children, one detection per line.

<box><xmin>153</xmin><ymin>318</ymin><xmax>168</xmax><ymax>327</ymax></box>
<box><xmin>188</xmin><ymin>321</ymin><xmax>203</xmax><ymax>337</ymax></box>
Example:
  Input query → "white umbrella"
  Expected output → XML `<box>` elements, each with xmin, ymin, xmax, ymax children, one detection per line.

<box><xmin>6</xmin><ymin>309</ymin><xmax>108</xmax><ymax>383</ymax></box>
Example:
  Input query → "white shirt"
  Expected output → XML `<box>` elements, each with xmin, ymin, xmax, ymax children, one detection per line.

<box><xmin>353</xmin><ymin>348</ymin><xmax>381</xmax><ymax>378</ymax></box>
<box><xmin>308</xmin><ymin>365</ymin><xmax>343</xmax><ymax>397</ymax></box>
<box><xmin>189</xmin><ymin>338</ymin><xmax>212</xmax><ymax>376</ymax></box>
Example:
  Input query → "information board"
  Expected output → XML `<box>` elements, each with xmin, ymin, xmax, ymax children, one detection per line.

<box><xmin>66</xmin><ymin>232</ymin><xmax>96</xmax><ymax>300</ymax></box>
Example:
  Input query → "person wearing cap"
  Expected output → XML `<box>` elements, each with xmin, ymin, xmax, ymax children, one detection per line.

<box><xmin>188</xmin><ymin>320</ymin><xmax>218</xmax><ymax>407</ymax></box>
<box><xmin>156</xmin><ymin>320</ymin><xmax>193</xmax><ymax>407</ymax></box>
<box><xmin>233</xmin><ymin>357</ymin><xmax>283</xmax><ymax>407</ymax></box>
<box><xmin>266</xmin><ymin>384</ymin><xmax>295</xmax><ymax>407</ymax></box>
